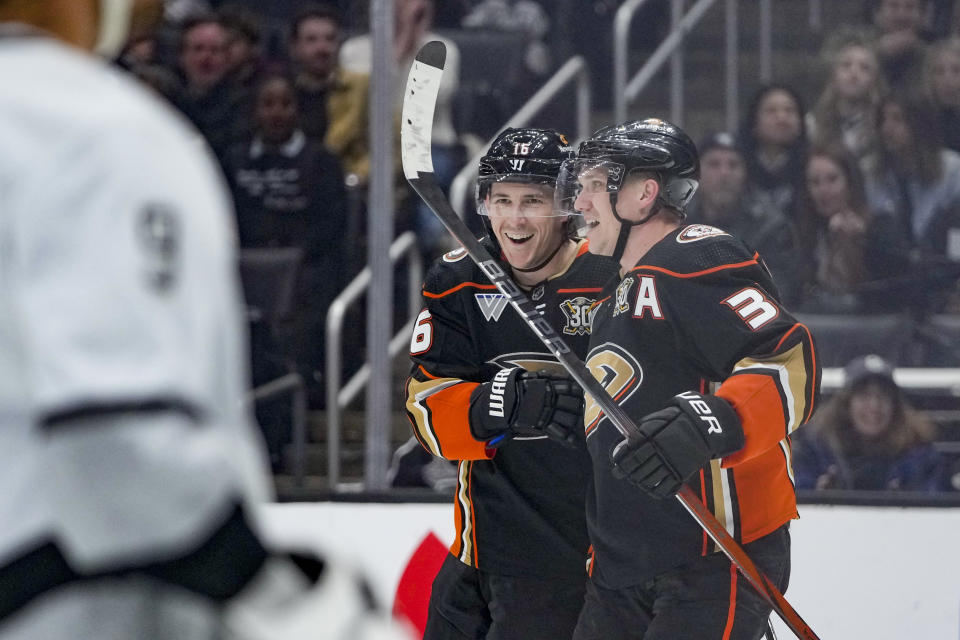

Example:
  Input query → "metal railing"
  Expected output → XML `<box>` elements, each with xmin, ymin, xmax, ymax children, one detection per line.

<box><xmin>325</xmin><ymin>231</ymin><xmax>423</xmax><ymax>491</ymax></box>
<box><xmin>614</xmin><ymin>0</ymin><xmax>720</xmax><ymax>125</ymax></box>
<box><xmin>249</xmin><ymin>373</ymin><xmax>307</xmax><ymax>485</ymax></box>
<box><xmin>614</xmin><ymin>0</ymin><xmax>828</xmax><ymax>129</ymax></box>
<box><xmin>449</xmin><ymin>55</ymin><xmax>592</xmax><ymax>219</ymax></box>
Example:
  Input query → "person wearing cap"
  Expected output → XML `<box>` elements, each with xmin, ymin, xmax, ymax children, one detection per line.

<box><xmin>793</xmin><ymin>354</ymin><xmax>947</xmax><ymax>491</ymax></box>
<box><xmin>686</xmin><ymin>131</ymin><xmax>800</xmax><ymax>305</ymax></box>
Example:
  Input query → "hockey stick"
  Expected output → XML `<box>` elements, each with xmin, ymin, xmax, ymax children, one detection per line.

<box><xmin>401</xmin><ymin>41</ymin><xmax>819</xmax><ymax>640</ymax></box>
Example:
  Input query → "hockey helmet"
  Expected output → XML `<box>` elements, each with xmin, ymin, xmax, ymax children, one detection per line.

<box><xmin>476</xmin><ymin>127</ymin><xmax>574</xmax><ymax>218</ymax></box>
<box><xmin>558</xmin><ymin>118</ymin><xmax>700</xmax><ymax>215</ymax></box>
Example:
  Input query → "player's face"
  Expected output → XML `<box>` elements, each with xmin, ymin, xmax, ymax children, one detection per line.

<box><xmin>754</xmin><ymin>89</ymin><xmax>801</xmax><ymax>148</ymax></box>
<box><xmin>833</xmin><ymin>46</ymin><xmax>878</xmax><ymax>102</ymax></box>
<box><xmin>574</xmin><ymin>166</ymin><xmax>621</xmax><ymax>257</ymax></box>
<box><xmin>849</xmin><ymin>382</ymin><xmax>895</xmax><ymax>439</ymax></box>
<box><xmin>806</xmin><ymin>155</ymin><xmax>849</xmax><ymax>218</ymax></box>
<box><xmin>486</xmin><ymin>182</ymin><xmax>565</xmax><ymax>270</ymax></box>
<box><xmin>256</xmin><ymin>78</ymin><xmax>298</xmax><ymax>144</ymax></box>
<box><xmin>931</xmin><ymin>49</ymin><xmax>960</xmax><ymax>107</ymax></box>
<box><xmin>292</xmin><ymin>17</ymin><xmax>340</xmax><ymax>79</ymax></box>
<box><xmin>180</xmin><ymin>22</ymin><xmax>228</xmax><ymax>90</ymax></box>
<box><xmin>699</xmin><ymin>148</ymin><xmax>745</xmax><ymax>213</ymax></box>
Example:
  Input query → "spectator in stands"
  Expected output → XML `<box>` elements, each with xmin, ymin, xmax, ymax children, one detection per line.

<box><xmin>289</xmin><ymin>3</ymin><xmax>371</xmax><ymax>186</ymax></box>
<box><xmin>462</xmin><ymin>0</ymin><xmax>553</xmax><ymax>78</ymax></box>
<box><xmin>223</xmin><ymin>73</ymin><xmax>348</xmax><ymax>422</ymax></box>
<box><xmin>217</xmin><ymin>3</ymin><xmax>263</xmax><ymax>94</ymax></box>
<box><xmin>176</xmin><ymin>13</ymin><xmax>252</xmax><ymax>163</ymax></box>
<box><xmin>739</xmin><ymin>83</ymin><xmax>809</xmax><ymax>222</ymax></box>
<box><xmin>925</xmin><ymin>37</ymin><xmax>960</xmax><ymax>152</ymax></box>
<box><xmin>686</xmin><ymin>132</ymin><xmax>800</xmax><ymax>305</ymax></box>
<box><xmin>340</xmin><ymin>0</ymin><xmax>464</xmax><ymax>255</ymax></box>
<box><xmin>864</xmin><ymin>93</ymin><xmax>960</xmax><ymax>261</ymax></box>
<box><xmin>793</xmin><ymin>354</ymin><xmax>946</xmax><ymax>491</ymax></box>
<box><xmin>807</xmin><ymin>27</ymin><xmax>886</xmax><ymax>163</ymax></box>
<box><xmin>867</xmin><ymin>0</ymin><xmax>930</xmax><ymax>91</ymax></box>
<box><xmin>794</xmin><ymin>144</ymin><xmax>891</xmax><ymax>312</ymax></box>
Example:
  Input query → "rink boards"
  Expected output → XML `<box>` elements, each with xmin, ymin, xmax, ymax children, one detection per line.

<box><xmin>258</xmin><ymin>501</ymin><xmax>960</xmax><ymax>639</ymax></box>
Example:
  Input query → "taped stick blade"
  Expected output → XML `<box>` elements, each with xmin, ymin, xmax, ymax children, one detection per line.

<box><xmin>401</xmin><ymin>40</ymin><xmax>447</xmax><ymax>180</ymax></box>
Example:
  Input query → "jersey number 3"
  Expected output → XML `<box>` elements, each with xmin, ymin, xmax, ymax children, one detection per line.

<box><xmin>722</xmin><ymin>288</ymin><xmax>778</xmax><ymax>330</ymax></box>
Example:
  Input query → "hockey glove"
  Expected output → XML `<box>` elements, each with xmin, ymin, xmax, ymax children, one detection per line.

<box><xmin>610</xmin><ymin>391</ymin><xmax>745</xmax><ymax>499</ymax></box>
<box><xmin>469</xmin><ymin>368</ymin><xmax>584</xmax><ymax>447</ymax></box>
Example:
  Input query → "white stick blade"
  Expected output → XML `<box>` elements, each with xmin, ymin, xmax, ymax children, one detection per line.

<box><xmin>401</xmin><ymin>41</ymin><xmax>447</xmax><ymax>181</ymax></box>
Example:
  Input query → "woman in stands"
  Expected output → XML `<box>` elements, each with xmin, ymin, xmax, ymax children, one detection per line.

<box><xmin>793</xmin><ymin>144</ymin><xmax>902</xmax><ymax>312</ymax></box>
<box><xmin>807</xmin><ymin>27</ymin><xmax>886</xmax><ymax>163</ymax></box>
<box><xmin>793</xmin><ymin>355</ymin><xmax>947</xmax><ymax>492</ymax></box>
<box><xmin>864</xmin><ymin>93</ymin><xmax>960</xmax><ymax>259</ymax></box>
<box><xmin>738</xmin><ymin>83</ymin><xmax>809</xmax><ymax>222</ymax></box>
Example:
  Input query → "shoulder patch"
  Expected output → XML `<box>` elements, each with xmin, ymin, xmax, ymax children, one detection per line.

<box><xmin>442</xmin><ymin>247</ymin><xmax>468</xmax><ymax>262</ymax></box>
<box><xmin>676</xmin><ymin>224</ymin><xmax>729</xmax><ymax>243</ymax></box>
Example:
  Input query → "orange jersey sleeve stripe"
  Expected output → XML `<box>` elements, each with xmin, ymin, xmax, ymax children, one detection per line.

<box><xmin>629</xmin><ymin>257</ymin><xmax>759</xmax><ymax>280</ymax></box>
<box><xmin>716</xmin><ymin>374</ymin><xmax>789</xmax><ymax>468</ymax></box>
<box><xmin>424</xmin><ymin>383</ymin><xmax>490</xmax><ymax>460</ymax></box>
<box><xmin>716</xmin><ymin>340</ymin><xmax>813</xmax><ymax>467</ymax></box>
<box><xmin>406</xmin><ymin>377</ymin><xmax>491</xmax><ymax>460</ymax></box>
<box><xmin>423</xmin><ymin>282</ymin><xmax>498</xmax><ymax>299</ymax></box>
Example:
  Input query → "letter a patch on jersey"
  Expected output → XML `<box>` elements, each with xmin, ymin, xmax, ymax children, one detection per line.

<box><xmin>475</xmin><ymin>293</ymin><xmax>509</xmax><ymax>322</ymax></box>
<box><xmin>633</xmin><ymin>276</ymin><xmax>664</xmax><ymax>319</ymax></box>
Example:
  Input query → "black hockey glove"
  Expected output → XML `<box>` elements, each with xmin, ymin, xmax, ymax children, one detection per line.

<box><xmin>469</xmin><ymin>368</ymin><xmax>584</xmax><ymax>447</ymax></box>
<box><xmin>610</xmin><ymin>391</ymin><xmax>745</xmax><ymax>499</ymax></box>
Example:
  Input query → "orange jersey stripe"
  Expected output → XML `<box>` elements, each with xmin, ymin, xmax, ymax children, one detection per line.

<box><xmin>716</xmin><ymin>375</ymin><xmax>789</xmax><ymax>467</ymax></box>
<box><xmin>423</xmin><ymin>281</ymin><xmax>498</xmax><ymax>299</ymax></box>
<box><xmin>423</xmin><ymin>382</ymin><xmax>489</xmax><ymax>460</ymax></box>
<box><xmin>629</xmin><ymin>257</ymin><xmax>759</xmax><ymax>280</ymax></box>
<box><xmin>557</xmin><ymin>287</ymin><xmax>604</xmax><ymax>293</ymax></box>
<box><xmin>730</xmin><ymin>448</ymin><xmax>798</xmax><ymax>542</ymax></box>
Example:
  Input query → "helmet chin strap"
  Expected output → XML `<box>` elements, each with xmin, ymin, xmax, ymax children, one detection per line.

<box><xmin>609</xmin><ymin>192</ymin><xmax>662</xmax><ymax>264</ymax></box>
<box><xmin>513</xmin><ymin>235</ymin><xmax>570</xmax><ymax>273</ymax></box>
<box><xmin>94</xmin><ymin>0</ymin><xmax>134</xmax><ymax>57</ymax></box>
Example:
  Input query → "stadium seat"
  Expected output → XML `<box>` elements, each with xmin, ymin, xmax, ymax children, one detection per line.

<box><xmin>795</xmin><ymin>312</ymin><xmax>914</xmax><ymax>368</ymax></box>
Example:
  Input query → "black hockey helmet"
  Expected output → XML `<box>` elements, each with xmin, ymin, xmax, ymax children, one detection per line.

<box><xmin>476</xmin><ymin>127</ymin><xmax>574</xmax><ymax>215</ymax></box>
<box><xmin>575</xmin><ymin>117</ymin><xmax>700</xmax><ymax>211</ymax></box>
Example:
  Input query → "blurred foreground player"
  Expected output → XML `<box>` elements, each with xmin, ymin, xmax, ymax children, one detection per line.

<box><xmin>0</xmin><ymin>1</ymin><xmax>402</xmax><ymax>639</ymax></box>
<box><xmin>557</xmin><ymin>118</ymin><xmax>820</xmax><ymax>639</ymax></box>
<box><xmin>405</xmin><ymin>128</ymin><xmax>619</xmax><ymax>639</ymax></box>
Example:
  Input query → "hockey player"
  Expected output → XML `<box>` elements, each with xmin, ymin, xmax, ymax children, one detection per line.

<box><xmin>555</xmin><ymin>118</ymin><xmax>820</xmax><ymax>640</ymax></box>
<box><xmin>0</xmin><ymin>1</ymin><xmax>401</xmax><ymax>639</ymax></box>
<box><xmin>405</xmin><ymin>128</ymin><xmax>619</xmax><ymax>639</ymax></box>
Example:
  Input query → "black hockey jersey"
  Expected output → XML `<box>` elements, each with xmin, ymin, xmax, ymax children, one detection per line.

<box><xmin>405</xmin><ymin>240</ymin><xmax>619</xmax><ymax>578</ymax></box>
<box><xmin>584</xmin><ymin>224</ymin><xmax>820</xmax><ymax>589</ymax></box>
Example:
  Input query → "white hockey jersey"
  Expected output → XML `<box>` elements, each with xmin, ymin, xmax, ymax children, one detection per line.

<box><xmin>0</xmin><ymin>32</ymin><xmax>272</xmax><ymax>577</ymax></box>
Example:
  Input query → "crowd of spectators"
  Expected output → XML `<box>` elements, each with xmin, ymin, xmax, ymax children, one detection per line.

<box><xmin>106</xmin><ymin>0</ymin><xmax>960</xmax><ymax>489</ymax></box>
